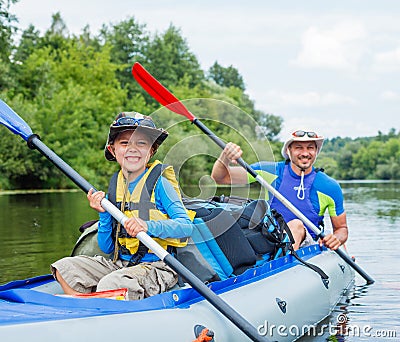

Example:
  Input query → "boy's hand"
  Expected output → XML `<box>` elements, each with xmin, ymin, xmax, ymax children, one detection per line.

<box><xmin>124</xmin><ymin>217</ymin><xmax>148</xmax><ymax>237</ymax></box>
<box><xmin>87</xmin><ymin>188</ymin><xmax>106</xmax><ymax>213</ymax></box>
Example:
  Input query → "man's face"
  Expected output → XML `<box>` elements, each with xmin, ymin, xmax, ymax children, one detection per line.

<box><xmin>288</xmin><ymin>141</ymin><xmax>317</xmax><ymax>172</ymax></box>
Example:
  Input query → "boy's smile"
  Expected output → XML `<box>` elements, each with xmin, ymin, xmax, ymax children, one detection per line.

<box><xmin>108</xmin><ymin>130</ymin><xmax>154</xmax><ymax>179</ymax></box>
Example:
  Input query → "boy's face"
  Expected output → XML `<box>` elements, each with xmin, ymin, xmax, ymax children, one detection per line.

<box><xmin>108</xmin><ymin>130</ymin><xmax>154</xmax><ymax>178</ymax></box>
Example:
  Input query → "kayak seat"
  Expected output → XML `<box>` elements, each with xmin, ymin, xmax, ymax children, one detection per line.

<box><xmin>176</xmin><ymin>209</ymin><xmax>258</xmax><ymax>283</ymax></box>
<box><xmin>200</xmin><ymin>208</ymin><xmax>257</xmax><ymax>275</ymax></box>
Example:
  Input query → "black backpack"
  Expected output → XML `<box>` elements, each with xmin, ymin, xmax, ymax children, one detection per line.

<box><xmin>181</xmin><ymin>196</ymin><xmax>291</xmax><ymax>268</ymax></box>
<box><xmin>181</xmin><ymin>195</ymin><xmax>329</xmax><ymax>286</ymax></box>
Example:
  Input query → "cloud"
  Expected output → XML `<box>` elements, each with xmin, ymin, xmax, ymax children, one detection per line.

<box><xmin>263</xmin><ymin>90</ymin><xmax>357</xmax><ymax>107</ymax></box>
<box><xmin>291</xmin><ymin>21</ymin><xmax>367</xmax><ymax>70</ymax></box>
<box><xmin>280</xmin><ymin>116</ymin><xmax>380</xmax><ymax>140</ymax></box>
<box><xmin>373</xmin><ymin>47</ymin><xmax>400</xmax><ymax>72</ymax></box>
<box><xmin>380</xmin><ymin>90</ymin><xmax>400</xmax><ymax>101</ymax></box>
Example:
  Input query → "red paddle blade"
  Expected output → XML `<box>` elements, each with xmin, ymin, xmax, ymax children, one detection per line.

<box><xmin>132</xmin><ymin>62</ymin><xmax>196</xmax><ymax>122</ymax></box>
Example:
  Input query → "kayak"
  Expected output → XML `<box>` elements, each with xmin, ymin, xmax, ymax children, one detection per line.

<box><xmin>0</xmin><ymin>242</ymin><xmax>354</xmax><ymax>341</ymax></box>
<box><xmin>0</xmin><ymin>82</ymin><xmax>367</xmax><ymax>342</ymax></box>
<box><xmin>0</xmin><ymin>92</ymin><xmax>370</xmax><ymax>342</ymax></box>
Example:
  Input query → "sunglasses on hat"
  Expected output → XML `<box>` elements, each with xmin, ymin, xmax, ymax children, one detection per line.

<box><xmin>292</xmin><ymin>130</ymin><xmax>319</xmax><ymax>138</ymax></box>
<box><xmin>113</xmin><ymin>117</ymin><xmax>156</xmax><ymax>128</ymax></box>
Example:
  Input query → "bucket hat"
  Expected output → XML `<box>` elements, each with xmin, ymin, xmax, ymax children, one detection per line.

<box><xmin>281</xmin><ymin>130</ymin><xmax>324</xmax><ymax>160</ymax></box>
<box><xmin>105</xmin><ymin>112</ymin><xmax>168</xmax><ymax>161</ymax></box>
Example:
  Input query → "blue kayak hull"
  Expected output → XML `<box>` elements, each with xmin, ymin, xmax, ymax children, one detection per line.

<box><xmin>0</xmin><ymin>245</ymin><xmax>354</xmax><ymax>341</ymax></box>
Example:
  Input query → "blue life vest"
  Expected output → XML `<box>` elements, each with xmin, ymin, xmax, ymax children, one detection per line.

<box><xmin>271</xmin><ymin>162</ymin><xmax>324</xmax><ymax>238</ymax></box>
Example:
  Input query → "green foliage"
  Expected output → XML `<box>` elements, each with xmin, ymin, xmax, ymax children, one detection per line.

<box><xmin>2</xmin><ymin>12</ymin><xmax>281</xmax><ymax>190</ymax></box>
<box><xmin>257</xmin><ymin>112</ymin><xmax>283</xmax><ymax>142</ymax></box>
<box><xmin>12</xmin><ymin>24</ymin><xmax>41</xmax><ymax>63</ymax></box>
<box><xmin>207</xmin><ymin>62</ymin><xmax>245</xmax><ymax>91</ymax></box>
<box><xmin>314</xmin><ymin>156</ymin><xmax>337</xmax><ymax>177</ymax></box>
<box><xmin>0</xmin><ymin>0</ymin><xmax>17</xmax><ymax>61</ymax></box>
<box><xmin>99</xmin><ymin>17</ymin><xmax>148</xmax><ymax>98</ymax></box>
<box><xmin>0</xmin><ymin>0</ymin><xmax>18</xmax><ymax>91</ymax></box>
<box><xmin>0</xmin><ymin>13</ymin><xmax>131</xmax><ymax>189</ymax></box>
<box><xmin>1</xmin><ymin>10</ymin><xmax>396</xmax><ymax>190</ymax></box>
<box><xmin>319</xmin><ymin>131</ymin><xmax>400</xmax><ymax>180</ymax></box>
<box><xmin>143</xmin><ymin>25</ymin><xmax>205</xmax><ymax>90</ymax></box>
<box><xmin>0</xmin><ymin>57</ymin><xmax>12</xmax><ymax>92</ymax></box>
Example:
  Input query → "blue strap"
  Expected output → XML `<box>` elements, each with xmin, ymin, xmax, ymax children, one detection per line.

<box><xmin>193</xmin><ymin>218</ymin><xmax>233</xmax><ymax>279</ymax></box>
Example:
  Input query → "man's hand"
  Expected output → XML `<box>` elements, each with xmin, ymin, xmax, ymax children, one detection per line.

<box><xmin>221</xmin><ymin>142</ymin><xmax>243</xmax><ymax>164</ymax></box>
<box><xmin>319</xmin><ymin>233</ymin><xmax>341</xmax><ymax>250</ymax></box>
<box><xmin>325</xmin><ymin>214</ymin><xmax>348</xmax><ymax>250</ymax></box>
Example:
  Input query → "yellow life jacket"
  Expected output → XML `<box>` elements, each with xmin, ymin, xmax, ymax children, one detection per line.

<box><xmin>110</xmin><ymin>160</ymin><xmax>195</xmax><ymax>256</ymax></box>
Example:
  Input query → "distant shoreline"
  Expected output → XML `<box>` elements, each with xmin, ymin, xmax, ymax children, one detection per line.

<box><xmin>2</xmin><ymin>180</ymin><xmax>399</xmax><ymax>196</ymax></box>
<box><xmin>0</xmin><ymin>189</ymin><xmax>81</xmax><ymax>196</ymax></box>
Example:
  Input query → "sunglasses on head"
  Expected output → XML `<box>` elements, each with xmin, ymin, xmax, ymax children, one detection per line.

<box><xmin>113</xmin><ymin>117</ymin><xmax>156</xmax><ymax>128</ymax></box>
<box><xmin>292</xmin><ymin>130</ymin><xmax>319</xmax><ymax>138</ymax></box>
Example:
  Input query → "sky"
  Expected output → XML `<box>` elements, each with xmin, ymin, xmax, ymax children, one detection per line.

<box><xmin>11</xmin><ymin>0</ymin><xmax>400</xmax><ymax>139</ymax></box>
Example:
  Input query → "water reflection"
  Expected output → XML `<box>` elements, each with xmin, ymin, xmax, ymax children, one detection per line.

<box><xmin>0</xmin><ymin>191</ymin><xmax>97</xmax><ymax>284</ymax></box>
<box><xmin>341</xmin><ymin>181</ymin><xmax>400</xmax><ymax>223</ymax></box>
<box><xmin>293</xmin><ymin>181</ymin><xmax>399</xmax><ymax>341</ymax></box>
<box><xmin>0</xmin><ymin>182</ymin><xmax>399</xmax><ymax>341</ymax></box>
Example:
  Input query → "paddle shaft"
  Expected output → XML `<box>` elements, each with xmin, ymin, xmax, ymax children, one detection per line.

<box><xmin>27</xmin><ymin>134</ymin><xmax>268</xmax><ymax>341</ymax></box>
<box><xmin>193</xmin><ymin>119</ymin><xmax>375</xmax><ymax>285</ymax></box>
<box><xmin>28</xmin><ymin>135</ymin><xmax>94</xmax><ymax>193</ymax></box>
<box><xmin>131</xmin><ymin>61</ymin><xmax>374</xmax><ymax>284</ymax></box>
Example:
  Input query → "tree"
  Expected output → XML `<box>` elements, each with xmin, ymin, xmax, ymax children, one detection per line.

<box><xmin>12</xmin><ymin>24</ymin><xmax>41</xmax><ymax>63</ymax></box>
<box><xmin>0</xmin><ymin>0</ymin><xmax>17</xmax><ymax>60</ymax></box>
<box><xmin>1</xmin><ymin>32</ymin><xmax>129</xmax><ymax>189</ymax></box>
<box><xmin>207</xmin><ymin>62</ymin><xmax>245</xmax><ymax>91</ymax></box>
<box><xmin>377</xmin><ymin>128</ymin><xmax>398</xmax><ymax>142</ymax></box>
<box><xmin>10</xmin><ymin>24</ymin><xmax>41</xmax><ymax>96</ymax></box>
<box><xmin>0</xmin><ymin>0</ymin><xmax>18</xmax><ymax>91</ymax></box>
<box><xmin>335</xmin><ymin>149</ymin><xmax>354</xmax><ymax>180</ymax></box>
<box><xmin>99</xmin><ymin>17</ymin><xmax>148</xmax><ymax>97</ymax></box>
<box><xmin>257</xmin><ymin>112</ymin><xmax>283</xmax><ymax>141</ymax></box>
<box><xmin>143</xmin><ymin>25</ymin><xmax>204</xmax><ymax>90</ymax></box>
<box><xmin>41</xmin><ymin>12</ymin><xmax>69</xmax><ymax>52</ymax></box>
<box><xmin>2</xmin><ymin>11</ymin><xmax>286</xmax><ymax>189</ymax></box>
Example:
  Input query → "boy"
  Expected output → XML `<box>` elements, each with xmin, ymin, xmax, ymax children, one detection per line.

<box><xmin>51</xmin><ymin>112</ymin><xmax>194</xmax><ymax>300</ymax></box>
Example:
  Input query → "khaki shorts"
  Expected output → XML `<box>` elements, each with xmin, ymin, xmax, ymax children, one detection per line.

<box><xmin>51</xmin><ymin>255</ymin><xmax>178</xmax><ymax>300</ymax></box>
<box><xmin>300</xmin><ymin>228</ymin><xmax>317</xmax><ymax>248</ymax></box>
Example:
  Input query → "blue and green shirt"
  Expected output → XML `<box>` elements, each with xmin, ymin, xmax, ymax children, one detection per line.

<box><xmin>248</xmin><ymin>161</ymin><xmax>345</xmax><ymax>237</ymax></box>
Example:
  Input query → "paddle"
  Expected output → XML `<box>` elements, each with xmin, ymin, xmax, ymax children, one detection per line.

<box><xmin>0</xmin><ymin>99</ymin><xmax>268</xmax><ymax>342</ymax></box>
<box><xmin>131</xmin><ymin>62</ymin><xmax>375</xmax><ymax>285</ymax></box>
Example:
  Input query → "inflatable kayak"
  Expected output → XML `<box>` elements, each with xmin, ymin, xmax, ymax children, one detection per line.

<box><xmin>0</xmin><ymin>242</ymin><xmax>354</xmax><ymax>342</ymax></box>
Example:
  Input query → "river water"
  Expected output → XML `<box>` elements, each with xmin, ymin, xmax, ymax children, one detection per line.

<box><xmin>0</xmin><ymin>181</ymin><xmax>399</xmax><ymax>341</ymax></box>
<box><xmin>300</xmin><ymin>181</ymin><xmax>400</xmax><ymax>341</ymax></box>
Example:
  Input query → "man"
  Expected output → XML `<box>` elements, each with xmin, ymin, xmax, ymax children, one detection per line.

<box><xmin>211</xmin><ymin>130</ymin><xmax>348</xmax><ymax>250</ymax></box>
